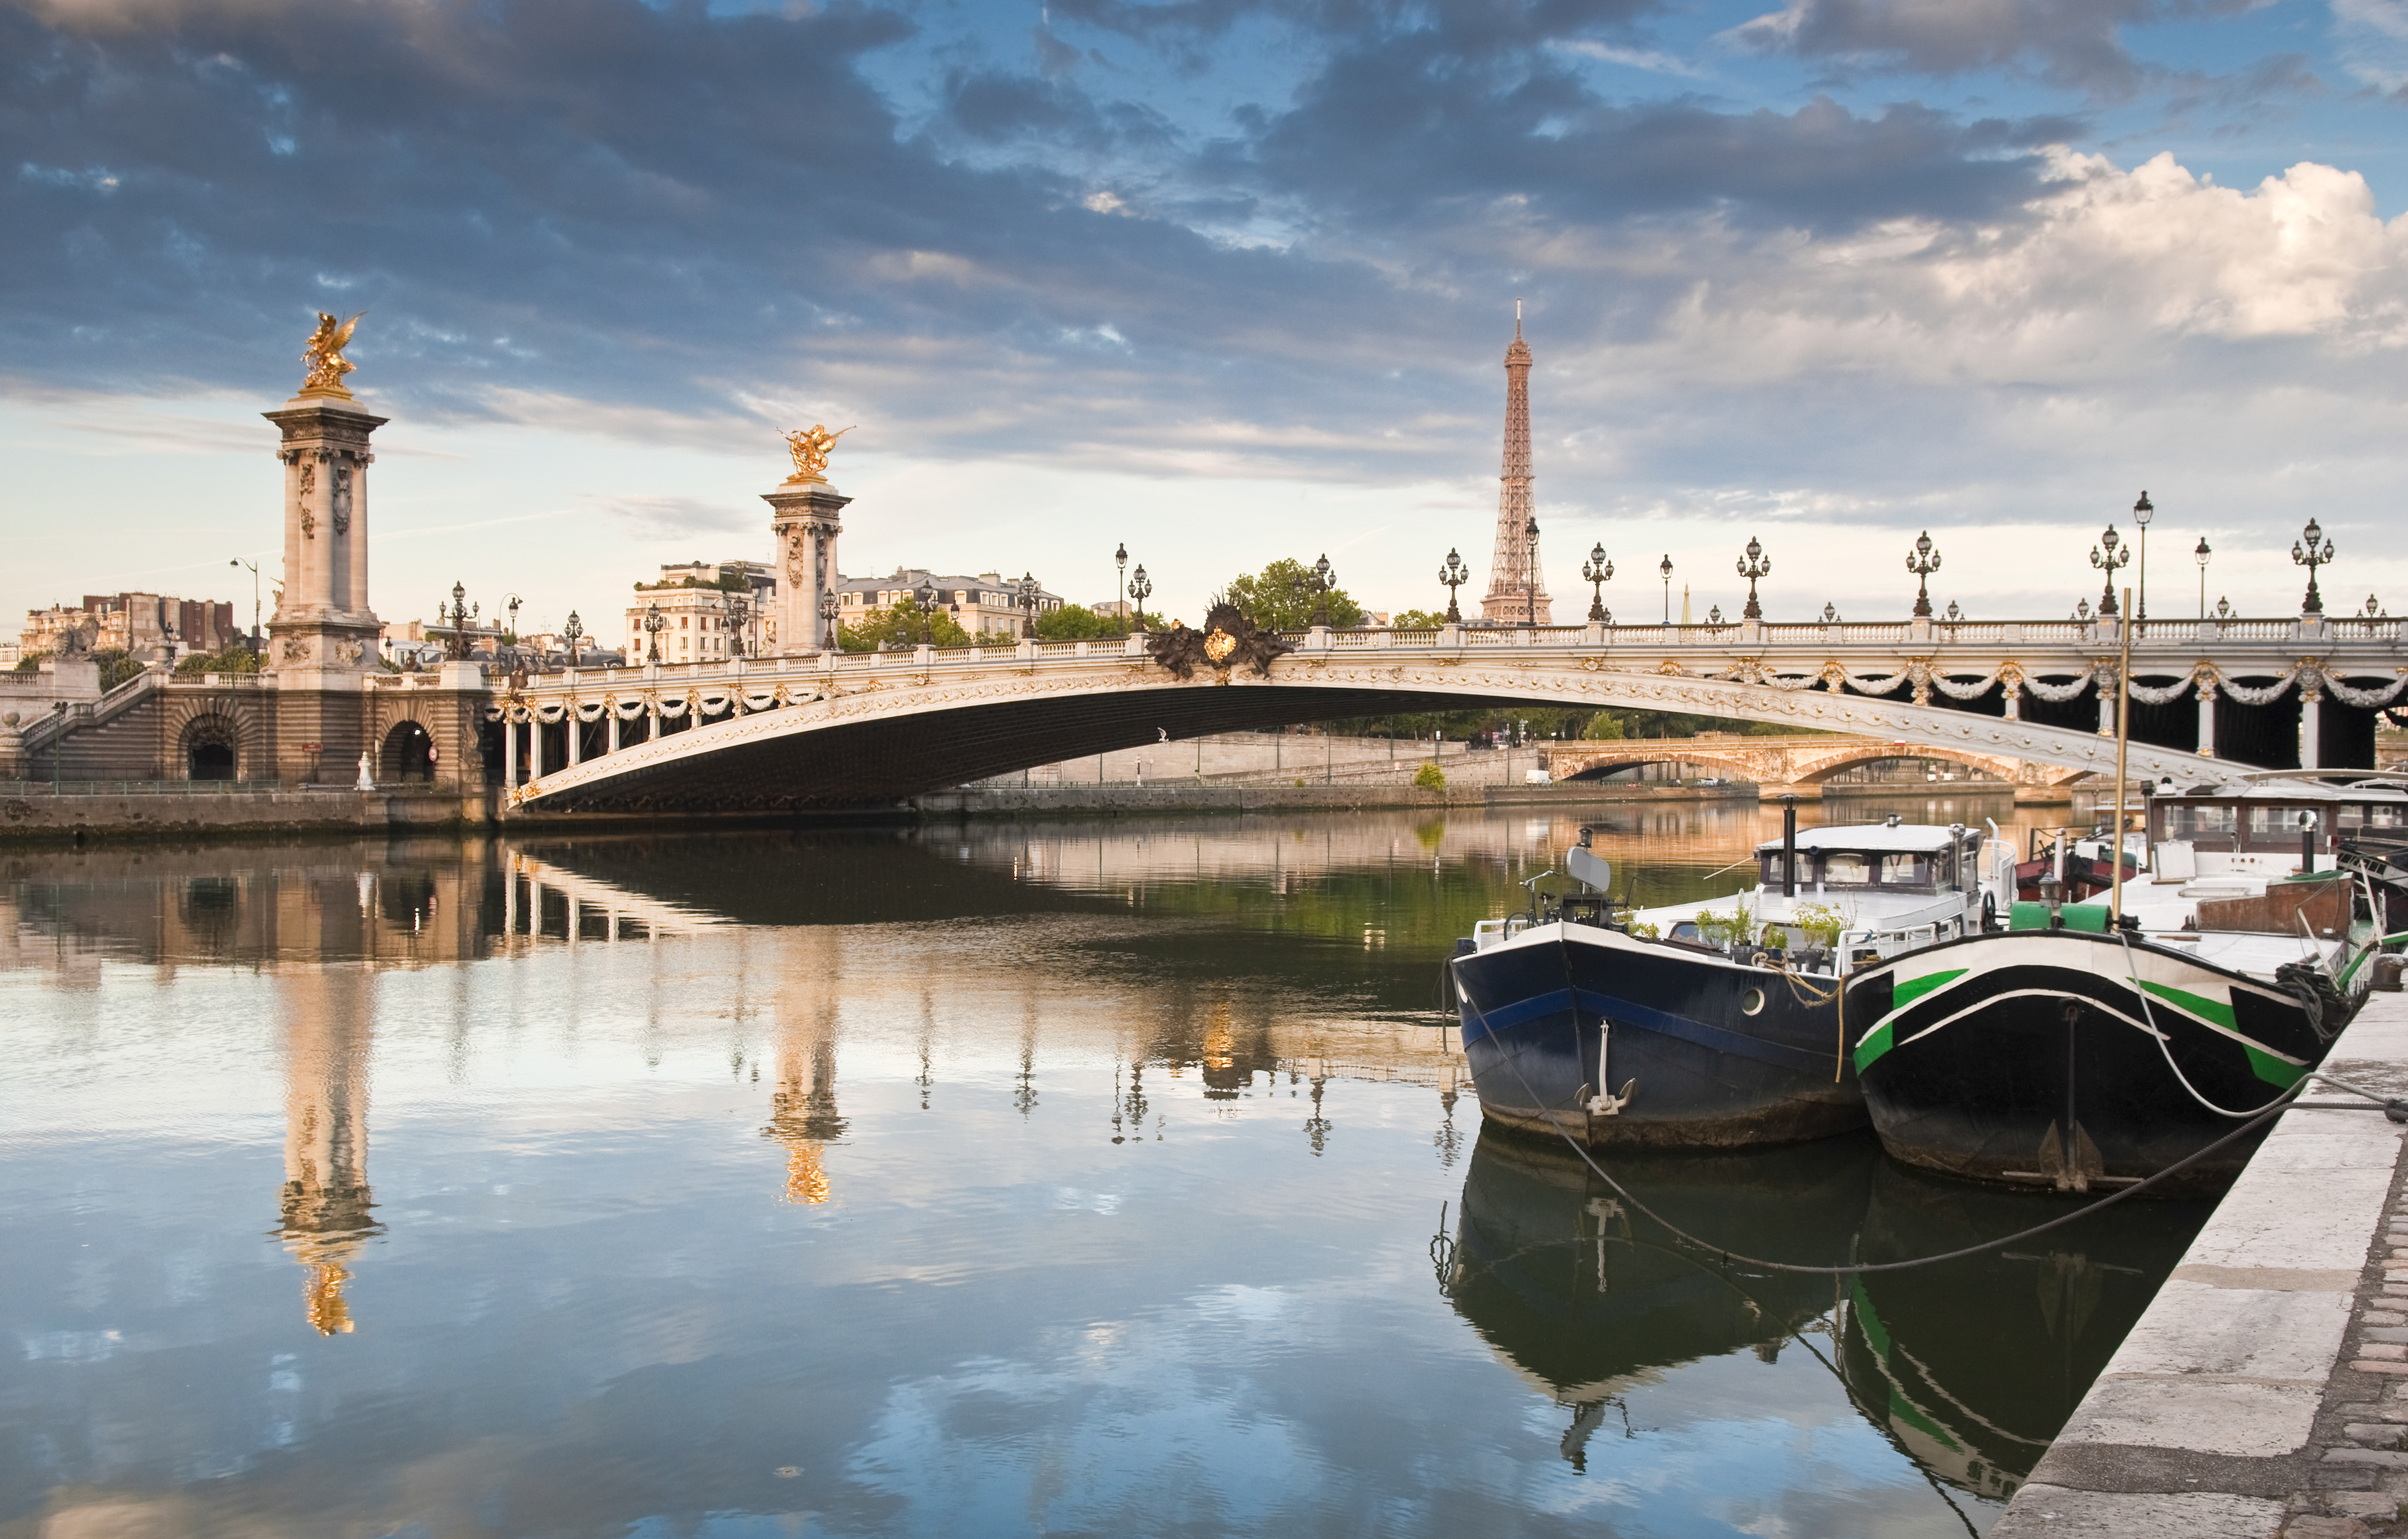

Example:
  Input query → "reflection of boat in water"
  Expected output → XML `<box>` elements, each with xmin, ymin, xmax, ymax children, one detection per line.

<box><xmin>1837</xmin><ymin>1159</ymin><xmax>2210</xmax><ymax>1503</ymax></box>
<box><xmin>1442</xmin><ymin>1130</ymin><xmax>1874</xmax><ymax>1469</ymax></box>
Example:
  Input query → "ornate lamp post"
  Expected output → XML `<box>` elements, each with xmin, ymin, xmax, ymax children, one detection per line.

<box><xmin>914</xmin><ymin>579</ymin><xmax>938</xmax><ymax>645</ymax></box>
<box><xmin>1523</xmin><ymin>516</ymin><xmax>1540</xmax><ymax>627</ymax></box>
<box><xmin>1821</xmin><ymin>601</ymin><xmax>1840</xmax><ymax>623</ymax></box>
<box><xmin>2292</xmin><ymin>517</ymin><xmax>2335</xmax><ymax>615</ymax></box>
<box><xmin>562</xmin><ymin>611</ymin><xmax>583</xmax><ymax>664</ymax></box>
<box><xmin>642</xmin><ymin>601</ymin><xmax>664</xmax><ymax>663</ymax></box>
<box><xmin>1312</xmin><ymin>553</ymin><xmax>1335</xmax><ymax>628</ymax></box>
<box><xmin>441</xmin><ymin>580</ymin><xmax>475</xmax><ymax>661</ymax></box>
<box><xmin>724</xmin><ymin>591</ymin><xmax>749</xmax><ymax>658</ymax></box>
<box><xmin>1128</xmin><ymin>565</ymin><xmax>1151</xmax><ymax>634</ymax></box>
<box><xmin>1115</xmin><ymin>542</ymin><xmax>1128</xmax><ymax>624</ymax></box>
<box><xmin>818</xmin><ymin>588</ymin><xmax>840</xmax><ymax>650</ymax></box>
<box><xmin>1439</xmin><ymin>548</ymin><xmax>1468</xmax><ymax>623</ymax></box>
<box><xmin>2131</xmin><ymin>491</ymin><xmax>2154</xmax><ymax>621</ymax></box>
<box><xmin>2089</xmin><ymin>525</ymin><xmax>2129</xmax><ymax>617</ymax></box>
<box><xmin>1017</xmin><ymin>572</ymin><xmax>1043</xmax><ymax>639</ymax></box>
<box><xmin>1659</xmin><ymin>554</ymin><xmax>1674</xmax><ymax>627</ymax></box>
<box><xmin>1735</xmin><ymin>536</ymin><xmax>1771</xmax><ymax>621</ymax></box>
<box><xmin>2215</xmin><ymin>596</ymin><xmax>2232</xmax><ymax>620</ymax></box>
<box><xmin>503</xmin><ymin>592</ymin><xmax>523</xmax><ymax>644</ymax></box>
<box><xmin>1582</xmin><ymin>543</ymin><xmax>1613</xmax><ymax>622</ymax></box>
<box><xmin>1904</xmin><ymin>530</ymin><xmax>1941</xmax><ymax>618</ymax></box>
<box><xmin>2195</xmin><ymin>535</ymin><xmax>2212</xmax><ymax>620</ymax></box>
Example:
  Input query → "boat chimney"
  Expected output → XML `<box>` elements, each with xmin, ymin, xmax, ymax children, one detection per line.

<box><xmin>2300</xmin><ymin>810</ymin><xmax>2318</xmax><ymax>876</ymax></box>
<box><xmin>1781</xmin><ymin>794</ymin><xmax>1798</xmax><ymax>898</ymax></box>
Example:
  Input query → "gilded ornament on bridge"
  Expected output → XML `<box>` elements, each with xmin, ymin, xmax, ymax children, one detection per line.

<box><xmin>1148</xmin><ymin>602</ymin><xmax>1291</xmax><ymax>681</ymax></box>
<box><xmin>782</xmin><ymin>424</ymin><xmax>854</xmax><ymax>484</ymax></box>
<box><xmin>299</xmin><ymin>311</ymin><xmax>364</xmax><ymax>398</ymax></box>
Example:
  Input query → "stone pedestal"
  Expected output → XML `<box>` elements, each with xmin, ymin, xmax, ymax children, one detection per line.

<box><xmin>765</xmin><ymin>479</ymin><xmax>851</xmax><ymax>655</ymax></box>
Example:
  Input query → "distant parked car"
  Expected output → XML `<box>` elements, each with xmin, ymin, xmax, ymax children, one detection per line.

<box><xmin>1524</xmin><ymin>769</ymin><xmax>1551</xmax><ymax>785</ymax></box>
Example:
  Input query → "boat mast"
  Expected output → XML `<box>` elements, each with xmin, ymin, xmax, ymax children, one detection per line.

<box><xmin>2110</xmin><ymin>584</ymin><xmax>2133</xmax><ymax>926</ymax></box>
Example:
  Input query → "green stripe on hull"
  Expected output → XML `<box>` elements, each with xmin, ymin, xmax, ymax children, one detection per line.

<box><xmin>2137</xmin><ymin>980</ymin><xmax>2235</xmax><ymax>1032</ymax></box>
<box><xmin>1892</xmin><ymin>968</ymin><xmax>1967</xmax><ymax>1008</ymax></box>
<box><xmin>1853</xmin><ymin>1020</ymin><xmax>1894</xmax><ymax>1074</ymax></box>
<box><xmin>2244</xmin><ymin>1046</ymin><xmax>2308</xmax><ymax>1089</ymax></box>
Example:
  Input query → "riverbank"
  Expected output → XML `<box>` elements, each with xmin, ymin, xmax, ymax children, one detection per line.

<box><xmin>1994</xmin><ymin>990</ymin><xmax>2408</xmax><ymax>1539</ymax></box>
<box><xmin>0</xmin><ymin>781</ymin><xmax>490</xmax><ymax>843</ymax></box>
<box><xmin>906</xmin><ymin>781</ymin><xmax>1759</xmax><ymax>818</ymax></box>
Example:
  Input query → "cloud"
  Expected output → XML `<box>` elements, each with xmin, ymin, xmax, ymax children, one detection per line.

<box><xmin>1720</xmin><ymin>0</ymin><xmax>2160</xmax><ymax>96</ymax></box>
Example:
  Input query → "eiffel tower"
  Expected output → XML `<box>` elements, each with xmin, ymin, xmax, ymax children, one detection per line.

<box><xmin>1479</xmin><ymin>302</ymin><xmax>1550</xmax><ymax>625</ymax></box>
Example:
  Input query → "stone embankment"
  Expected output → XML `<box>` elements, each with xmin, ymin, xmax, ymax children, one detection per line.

<box><xmin>0</xmin><ymin>784</ymin><xmax>487</xmax><ymax>842</ymax></box>
<box><xmin>909</xmin><ymin>782</ymin><xmax>1751</xmax><ymax>817</ymax></box>
<box><xmin>1994</xmin><ymin>992</ymin><xmax>2408</xmax><ymax>1539</ymax></box>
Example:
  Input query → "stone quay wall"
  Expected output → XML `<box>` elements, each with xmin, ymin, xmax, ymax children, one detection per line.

<box><xmin>1994</xmin><ymin>991</ymin><xmax>2408</xmax><ymax>1539</ymax></box>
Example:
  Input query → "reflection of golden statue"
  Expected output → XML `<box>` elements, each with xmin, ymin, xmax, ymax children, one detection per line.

<box><xmin>300</xmin><ymin>311</ymin><xmax>364</xmax><ymax>398</ymax></box>
<box><xmin>782</xmin><ymin>424</ymin><xmax>853</xmax><ymax>484</ymax></box>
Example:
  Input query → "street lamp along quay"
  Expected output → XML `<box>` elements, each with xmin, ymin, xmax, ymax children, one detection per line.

<box><xmin>1312</xmin><ymin>553</ymin><xmax>1335</xmax><ymax>629</ymax></box>
<box><xmin>2195</xmin><ymin>536</ymin><xmax>2213</xmax><ymax>621</ymax></box>
<box><xmin>1658</xmin><ymin>554</ymin><xmax>1674</xmax><ymax>627</ymax></box>
<box><xmin>642</xmin><ymin>602</ymin><xmax>664</xmax><ymax>664</ymax></box>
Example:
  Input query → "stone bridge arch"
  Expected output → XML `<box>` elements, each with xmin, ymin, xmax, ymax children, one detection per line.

<box><xmin>499</xmin><ymin>650</ymin><xmax>2233</xmax><ymax>813</ymax></box>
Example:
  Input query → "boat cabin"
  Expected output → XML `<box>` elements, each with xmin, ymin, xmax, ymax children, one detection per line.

<box><xmin>2147</xmin><ymin>774</ymin><xmax>2408</xmax><ymax>880</ymax></box>
<box><xmin>1752</xmin><ymin>823</ymin><xmax>1985</xmax><ymax>896</ymax></box>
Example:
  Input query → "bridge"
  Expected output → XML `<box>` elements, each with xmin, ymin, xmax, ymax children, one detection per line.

<box><xmin>489</xmin><ymin>612</ymin><xmax>2406</xmax><ymax>813</ymax></box>
<box><xmin>1549</xmin><ymin>732</ymin><xmax>2041</xmax><ymax>791</ymax></box>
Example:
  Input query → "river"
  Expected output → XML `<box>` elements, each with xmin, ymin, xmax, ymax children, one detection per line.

<box><xmin>0</xmin><ymin>793</ymin><xmax>2201</xmax><ymax>1537</ymax></box>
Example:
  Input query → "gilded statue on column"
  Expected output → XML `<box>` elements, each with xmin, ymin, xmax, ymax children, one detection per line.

<box><xmin>782</xmin><ymin>424</ymin><xmax>853</xmax><ymax>484</ymax></box>
<box><xmin>300</xmin><ymin>311</ymin><xmax>364</xmax><ymax>397</ymax></box>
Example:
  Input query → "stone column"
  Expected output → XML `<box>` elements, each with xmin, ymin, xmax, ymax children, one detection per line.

<box><xmin>567</xmin><ymin>706</ymin><xmax>583</xmax><ymax>766</ymax></box>
<box><xmin>2097</xmin><ymin>668</ymin><xmax>2117</xmax><ymax>737</ymax></box>
<box><xmin>528</xmin><ymin>713</ymin><xmax>544</xmax><ymax>780</ymax></box>
<box><xmin>263</xmin><ymin>381</ymin><xmax>387</xmax><ymax>782</ymax></box>
<box><xmin>2196</xmin><ymin>684</ymin><xmax>2217</xmax><ymax>758</ymax></box>
<box><xmin>2301</xmin><ymin>683</ymin><xmax>2323</xmax><ymax>770</ymax></box>
<box><xmin>504</xmin><ymin>716</ymin><xmax>519</xmax><ymax>788</ymax></box>
<box><xmin>765</xmin><ymin>474</ymin><xmax>852</xmax><ymax>657</ymax></box>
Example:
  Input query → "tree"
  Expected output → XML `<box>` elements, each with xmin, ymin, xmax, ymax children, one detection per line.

<box><xmin>91</xmin><ymin>648</ymin><xmax>144</xmax><ymax>691</ymax></box>
<box><xmin>1222</xmin><ymin>558</ymin><xmax>1365</xmax><ymax>631</ymax></box>
<box><xmin>839</xmin><ymin>602</ymin><xmax>973</xmax><ymax>652</ymax></box>
<box><xmin>1032</xmin><ymin>604</ymin><xmax>1127</xmax><ymax>641</ymax></box>
<box><xmin>1390</xmin><ymin>608</ymin><xmax>1448</xmax><ymax>630</ymax></box>
<box><xmin>174</xmin><ymin>646</ymin><xmax>262</xmax><ymax>677</ymax></box>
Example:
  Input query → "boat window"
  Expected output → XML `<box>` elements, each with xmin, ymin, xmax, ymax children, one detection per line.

<box><xmin>1821</xmin><ymin>853</ymin><xmax>1870</xmax><ymax>885</ymax></box>
<box><xmin>1877</xmin><ymin>853</ymin><xmax>1930</xmax><ymax>885</ymax></box>
<box><xmin>2160</xmin><ymin>804</ymin><xmax>2237</xmax><ymax>839</ymax></box>
<box><xmin>2247</xmin><ymin>807</ymin><xmax>2314</xmax><ymax>837</ymax></box>
<box><xmin>1669</xmin><ymin>922</ymin><xmax>1702</xmax><ymax>942</ymax></box>
<box><xmin>2339</xmin><ymin>803</ymin><xmax>2408</xmax><ymax>830</ymax></box>
<box><xmin>1759</xmin><ymin>854</ymin><xmax>1804</xmax><ymax>885</ymax></box>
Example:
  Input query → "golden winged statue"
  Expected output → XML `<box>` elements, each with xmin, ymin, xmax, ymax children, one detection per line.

<box><xmin>783</xmin><ymin>424</ymin><xmax>853</xmax><ymax>483</ymax></box>
<box><xmin>300</xmin><ymin>311</ymin><xmax>364</xmax><ymax>396</ymax></box>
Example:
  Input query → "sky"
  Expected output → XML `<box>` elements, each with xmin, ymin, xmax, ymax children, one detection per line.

<box><xmin>7</xmin><ymin>0</ymin><xmax>2408</xmax><ymax>639</ymax></box>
